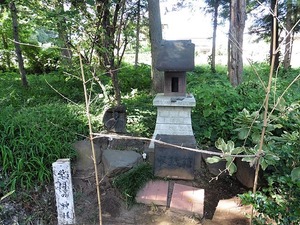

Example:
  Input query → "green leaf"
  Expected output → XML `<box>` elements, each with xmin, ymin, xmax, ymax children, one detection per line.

<box><xmin>226</xmin><ymin>140</ymin><xmax>235</xmax><ymax>153</ymax></box>
<box><xmin>237</xmin><ymin>128</ymin><xmax>249</xmax><ymax>140</ymax></box>
<box><xmin>226</xmin><ymin>161</ymin><xmax>237</xmax><ymax>175</ymax></box>
<box><xmin>215</xmin><ymin>138</ymin><xmax>226</xmax><ymax>151</ymax></box>
<box><xmin>206</xmin><ymin>156</ymin><xmax>222</xmax><ymax>164</ymax></box>
<box><xmin>232</xmin><ymin>146</ymin><xmax>246</xmax><ymax>155</ymax></box>
<box><xmin>251</xmin><ymin>132</ymin><xmax>261</xmax><ymax>144</ymax></box>
<box><xmin>260</xmin><ymin>158</ymin><xmax>268</xmax><ymax>170</ymax></box>
<box><xmin>291</xmin><ymin>167</ymin><xmax>300</xmax><ymax>182</ymax></box>
<box><xmin>203</xmin><ymin>109</ymin><xmax>212</xmax><ymax>117</ymax></box>
<box><xmin>241</xmin><ymin>157</ymin><xmax>254</xmax><ymax>163</ymax></box>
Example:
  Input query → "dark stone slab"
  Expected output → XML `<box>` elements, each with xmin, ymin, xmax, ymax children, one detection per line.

<box><xmin>102</xmin><ymin>150</ymin><xmax>142</xmax><ymax>177</ymax></box>
<box><xmin>154</xmin><ymin>135</ymin><xmax>196</xmax><ymax>180</ymax></box>
<box><xmin>103</xmin><ymin>105</ymin><xmax>126</xmax><ymax>133</ymax></box>
<box><xmin>156</xmin><ymin>40</ymin><xmax>195</xmax><ymax>72</ymax></box>
<box><xmin>236</xmin><ymin>158</ymin><xmax>255</xmax><ymax>188</ymax></box>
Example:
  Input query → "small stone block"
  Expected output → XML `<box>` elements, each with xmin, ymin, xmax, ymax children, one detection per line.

<box><xmin>136</xmin><ymin>180</ymin><xmax>169</xmax><ymax>206</ymax></box>
<box><xmin>170</xmin><ymin>183</ymin><xmax>204</xmax><ymax>215</ymax></box>
<box><xmin>102</xmin><ymin>150</ymin><xmax>142</xmax><ymax>177</ymax></box>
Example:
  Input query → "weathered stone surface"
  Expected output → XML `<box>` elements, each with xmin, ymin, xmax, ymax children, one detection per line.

<box><xmin>73</xmin><ymin>140</ymin><xmax>101</xmax><ymax>171</ymax></box>
<box><xmin>154</xmin><ymin>135</ymin><xmax>196</xmax><ymax>180</ymax></box>
<box><xmin>136</xmin><ymin>180</ymin><xmax>169</xmax><ymax>206</ymax></box>
<box><xmin>102</xmin><ymin>150</ymin><xmax>142</xmax><ymax>177</ymax></box>
<box><xmin>149</xmin><ymin>94</ymin><xmax>196</xmax><ymax>149</ymax></box>
<box><xmin>103</xmin><ymin>105</ymin><xmax>127</xmax><ymax>133</ymax></box>
<box><xmin>156</xmin><ymin>40</ymin><xmax>195</xmax><ymax>71</ymax></box>
<box><xmin>170</xmin><ymin>183</ymin><xmax>204</xmax><ymax>216</ymax></box>
<box><xmin>236</xmin><ymin>158</ymin><xmax>255</xmax><ymax>188</ymax></box>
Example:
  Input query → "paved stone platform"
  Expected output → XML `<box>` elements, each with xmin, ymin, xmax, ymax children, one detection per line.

<box><xmin>170</xmin><ymin>183</ymin><xmax>204</xmax><ymax>215</ymax></box>
<box><xmin>136</xmin><ymin>181</ymin><xmax>204</xmax><ymax>216</ymax></box>
<box><xmin>136</xmin><ymin>180</ymin><xmax>169</xmax><ymax>206</ymax></box>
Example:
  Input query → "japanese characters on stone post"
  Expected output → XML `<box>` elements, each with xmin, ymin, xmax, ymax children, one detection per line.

<box><xmin>52</xmin><ymin>159</ymin><xmax>76</xmax><ymax>225</ymax></box>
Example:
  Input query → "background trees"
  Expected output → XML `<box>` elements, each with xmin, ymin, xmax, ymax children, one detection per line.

<box><xmin>0</xmin><ymin>0</ymin><xmax>299</xmax><ymax>92</ymax></box>
<box><xmin>249</xmin><ymin>0</ymin><xmax>300</xmax><ymax>70</ymax></box>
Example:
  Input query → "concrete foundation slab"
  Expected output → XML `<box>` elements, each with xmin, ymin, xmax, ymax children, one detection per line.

<box><xmin>135</xmin><ymin>180</ymin><xmax>169</xmax><ymax>206</ymax></box>
<box><xmin>170</xmin><ymin>183</ymin><xmax>204</xmax><ymax>216</ymax></box>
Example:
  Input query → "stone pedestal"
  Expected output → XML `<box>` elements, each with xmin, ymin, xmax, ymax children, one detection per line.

<box><xmin>148</xmin><ymin>94</ymin><xmax>199</xmax><ymax>179</ymax></box>
<box><xmin>149</xmin><ymin>93</ymin><xmax>196</xmax><ymax>149</ymax></box>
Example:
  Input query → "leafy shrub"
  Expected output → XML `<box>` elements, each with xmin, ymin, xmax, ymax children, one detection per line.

<box><xmin>188</xmin><ymin>67</ymin><xmax>243</xmax><ymax>145</ymax></box>
<box><xmin>118</xmin><ymin>63</ymin><xmax>151</xmax><ymax>94</ymax></box>
<box><xmin>22</xmin><ymin>45</ymin><xmax>60</xmax><ymax>74</ymax></box>
<box><xmin>123</xmin><ymin>92</ymin><xmax>156</xmax><ymax>137</ymax></box>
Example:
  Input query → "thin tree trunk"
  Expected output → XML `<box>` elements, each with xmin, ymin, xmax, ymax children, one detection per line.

<box><xmin>56</xmin><ymin>0</ymin><xmax>72</xmax><ymax>63</ymax></box>
<box><xmin>211</xmin><ymin>0</ymin><xmax>219</xmax><ymax>73</ymax></box>
<box><xmin>250</xmin><ymin>3</ymin><xmax>278</xmax><ymax>224</ymax></box>
<box><xmin>110</xmin><ymin>70</ymin><xmax>122</xmax><ymax>106</ymax></box>
<box><xmin>228</xmin><ymin>0</ymin><xmax>246</xmax><ymax>87</ymax></box>
<box><xmin>270</xmin><ymin>0</ymin><xmax>279</xmax><ymax>70</ymax></box>
<box><xmin>10</xmin><ymin>1</ymin><xmax>28</xmax><ymax>87</ymax></box>
<box><xmin>1</xmin><ymin>32</ymin><xmax>11</xmax><ymax>70</ymax></box>
<box><xmin>283</xmin><ymin>0</ymin><xmax>292</xmax><ymax>70</ymax></box>
<box><xmin>148</xmin><ymin>0</ymin><xmax>164</xmax><ymax>93</ymax></box>
<box><xmin>135</xmin><ymin>0</ymin><xmax>141</xmax><ymax>67</ymax></box>
<box><xmin>227</xmin><ymin>1</ymin><xmax>231</xmax><ymax>74</ymax></box>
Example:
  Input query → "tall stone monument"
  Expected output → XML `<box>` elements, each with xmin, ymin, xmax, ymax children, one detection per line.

<box><xmin>149</xmin><ymin>40</ymin><xmax>198</xmax><ymax>180</ymax></box>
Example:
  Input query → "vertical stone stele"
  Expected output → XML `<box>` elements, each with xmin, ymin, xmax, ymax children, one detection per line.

<box><xmin>52</xmin><ymin>158</ymin><xmax>76</xmax><ymax>225</ymax></box>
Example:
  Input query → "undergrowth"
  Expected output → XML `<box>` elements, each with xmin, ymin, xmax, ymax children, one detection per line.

<box><xmin>113</xmin><ymin>163</ymin><xmax>153</xmax><ymax>207</ymax></box>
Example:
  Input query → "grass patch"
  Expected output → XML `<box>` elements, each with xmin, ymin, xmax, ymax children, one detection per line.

<box><xmin>113</xmin><ymin>163</ymin><xmax>153</xmax><ymax>207</ymax></box>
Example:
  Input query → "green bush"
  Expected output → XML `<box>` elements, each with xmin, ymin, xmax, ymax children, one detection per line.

<box><xmin>188</xmin><ymin>67</ymin><xmax>243</xmax><ymax>145</ymax></box>
<box><xmin>123</xmin><ymin>92</ymin><xmax>156</xmax><ymax>137</ymax></box>
<box><xmin>118</xmin><ymin>63</ymin><xmax>151</xmax><ymax>94</ymax></box>
<box><xmin>22</xmin><ymin>45</ymin><xmax>60</xmax><ymax>74</ymax></box>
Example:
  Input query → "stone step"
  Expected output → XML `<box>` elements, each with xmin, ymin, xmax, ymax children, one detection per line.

<box><xmin>136</xmin><ymin>181</ymin><xmax>204</xmax><ymax>216</ymax></box>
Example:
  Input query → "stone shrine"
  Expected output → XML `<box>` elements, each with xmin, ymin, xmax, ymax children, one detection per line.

<box><xmin>149</xmin><ymin>40</ymin><xmax>198</xmax><ymax>180</ymax></box>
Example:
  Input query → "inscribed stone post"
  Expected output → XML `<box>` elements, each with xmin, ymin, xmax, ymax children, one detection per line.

<box><xmin>52</xmin><ymin>159</ymin><xmax>76</xmax><ymax>225</ymax></box>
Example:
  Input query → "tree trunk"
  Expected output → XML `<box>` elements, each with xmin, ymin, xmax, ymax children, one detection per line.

<box><xmin>1</xmin><ymin>32</ymin><xmax>11</xmax><ymax>70</ymax></box>
<box><xmin>56</xmin><ymin>0</ymin><xmax>72</xmax><ymax>63</ymax></box>
<box><xmin>148</xmin><ymin>0</ymin><xmax>164</xmax><ymax>93</ymax></box>
<box><xmin>10</xmin><ymin>1</ymin><xmax>28</xmax><ymax>87</ymax></box>
<box><xmin>135</xmin><ymin>0</ymin><xmax>141</xmax><ymax>67</ymax></box>
<box><xmin>283</xmin><ymin>0</ymin><xmax>293</xmax><ymax>70</ymax></box>
<box><xmin>211</xmin><ymin>0</ymin><xmax>219</xmax><ymax>73</ymax></box>
<box><xmin>228</xmin><ymin>0</ymin><xmax>246</xmax><ymax>87</ymax></box>
<box><xmin>270</xmin><ymin>0</ymin><xmax>279</xmax><ymax>70</ymax></box>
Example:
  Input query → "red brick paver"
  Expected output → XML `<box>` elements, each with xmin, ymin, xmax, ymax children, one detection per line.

<box><xmin>135</xmin><ymin>180</ymin><xmax>169</xmax><ymax>206</ymax></box>
<box><xmin>170</xmin><ymin>183</ymin><xmax>204</xmax><ymax>215</ymax></box>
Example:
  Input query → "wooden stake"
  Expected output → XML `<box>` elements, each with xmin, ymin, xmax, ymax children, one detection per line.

<box><xmin>79</xmin><ymin>48</ymin><xmax>103</xmax><ymax>225</ymax></box>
